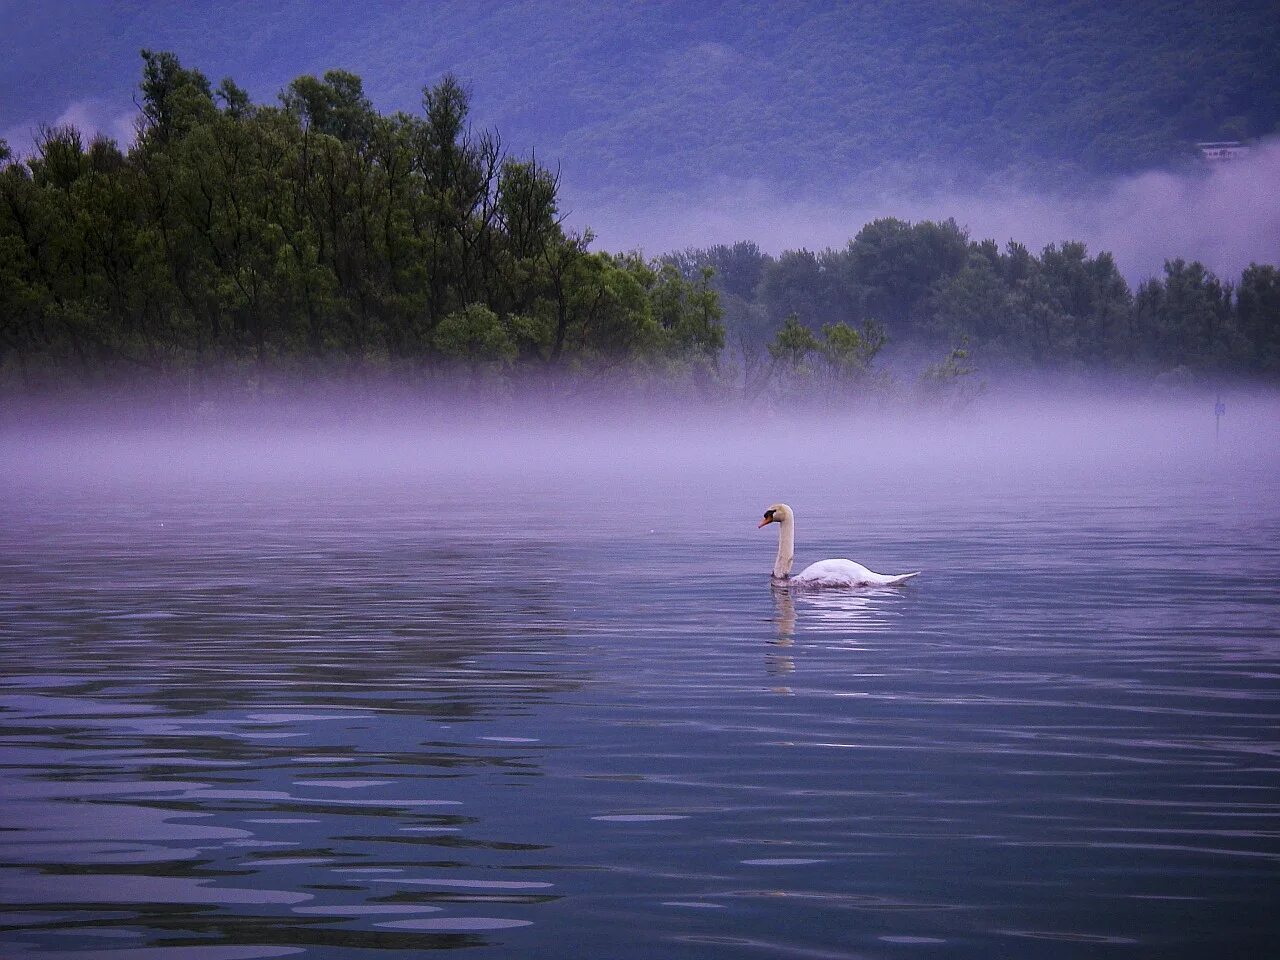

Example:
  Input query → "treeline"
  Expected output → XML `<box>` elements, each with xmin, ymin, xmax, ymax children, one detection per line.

<box><xmin>0</xmin><ymin>53</ymin><xmax>723</xmax><ymax>396</ymax></box>
<box><xmin>670</xmin><ymin>223</ymin><xmax>1280</xmax><ymax>383</ymax></box>
<box><xmin>1</xmin><ymin>54</ymin><xmax>1277</xmax><ymax>408</ymax></box>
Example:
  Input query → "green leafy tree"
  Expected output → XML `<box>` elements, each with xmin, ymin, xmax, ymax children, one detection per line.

<box><xmin>768</xmin><ymin>313</ymin><xmax>820</xmax><ymax>368</ymax></box>
<box><xmin>923</xmin><ymin>252</ymin><xmax>1019</xmax><ymax>360</ymax></box>
<box><xmin>757</xmin><ymin>248</ymin><xmax>847</xmax><ymax>330</ymax></box>
<box><xmin>669</xmin><ymin>241</ymin><xmax>771</xmax><ymax>303</ymax></box>
<box><xmin>1235</xmin><ymin>263</ymin><xmax>1280</xmax><ymax>375</ymax></box>
<box><xmin>649</xmin><ymin>264</ymin><xmax>724</xmax><ymax>360</ymax></box>
<box><xmin>138</xmin><ymin>50</ymin><xmax>217</xmax><ymax>148</ymax></box>
<box><xmin>821</xmin><ymin>319</ymin><xmax>885</xmax><ymax>380</ymax></box>
<box><xmin>283</xmin><ymin>70</ymin><xmax>377</xmax><ymax>147</ymax></box>
<box><xmin>1134</xmin><ymin>259</ymin><xmax>1235</xmax><ymax>372</ymax></box>
<box><xmin>433</xmin><ymin>302</ymin><xmax>517</xmax><ymax>367</ymax></box>
<box><xmin>844</xmin><ymin>217</ymin><xmax>969</xmax><ymax>335</ymax></box>
<box><xmin>1034</xmin><ymin>242</ymin><xmax>1132</xmax><ymax>363</ymax></box>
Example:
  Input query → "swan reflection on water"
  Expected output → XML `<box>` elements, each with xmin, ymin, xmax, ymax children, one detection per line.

<box><xmin>768</xmin><ymin>583</ymin><xmax>903</xmax><ymax>677</ymax></box>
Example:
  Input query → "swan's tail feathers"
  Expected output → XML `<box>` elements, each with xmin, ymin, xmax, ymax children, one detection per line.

<box><xmin>887</xmin><ymin>571</ymin><xmax>921</xmax><ymax>585</ymax></box>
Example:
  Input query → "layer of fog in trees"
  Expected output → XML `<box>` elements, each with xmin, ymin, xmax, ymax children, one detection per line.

<box><xmin>571</xmin><ymin>137</ymin><xmax>1280</xmax><ymax>288</ymax></box>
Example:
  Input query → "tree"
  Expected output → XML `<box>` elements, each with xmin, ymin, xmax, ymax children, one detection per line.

<box><xmin>1235</xmin><ymin>264</ymin><xmax>1280</xmax><ymax>375</ymax></box>
<box><xmin>821</xmin><ymin>319</ymin><xmax>885</xmax><ymax>381</ymax></box>
<box><xmin>137</xmin><ymin>50</ymin><xmax>217</xmax><ymax>147</ymax></box>
<box><xmin>844</xmin><ymin>217</ymin><xmax>969</xmax><ymax>336</ymax></box>
<box><xmin>1134</xmin><ymin>259</ymin><xmax>1235</xmax><ymax>372</ymax></box>
<box><xmin>433</xmin><ymin>302</ymin><xmax>517</xmax><ymax>368</ymax></box>
<box><xmin>648</xmin><ymin>264</ymin><xmax>724</xmax><ymax>361</ymax></box>
<box><xmin>923</xmin><ymin>252</ymin><xmax>1018</xmax><ymax>359</ymax></box>
<box><xmin>668</xmin><ymin>240</ymin><xmax>771</xmax><ymax>302</ymax></box>
<box><xmin>768</xmin><ymin>313</ymin><xmax>820</xmax><ymax>369</ymax></box>
<box><xmin>918</xmin><ymin>338</ymin><xmax>983</xmax><ymax>407</ymax></box>
<box><xmin>416</xmin><ymin>74</ymin><xmax>503</xmax><ymax>332</ymax></box>
<box><xmin>283</xmin><ymin>70</ymin><xmax>377</xmax><ymax>147</ymax></box>
<box><xmin>1034</xmin><ymin>242</ymin><xmax>1131</xmax><ymax>363</ymax></box>
<box><xmin>757</xmin><ymin>248</ymin><xmax>844</xmax><ymax>329</ymax></box>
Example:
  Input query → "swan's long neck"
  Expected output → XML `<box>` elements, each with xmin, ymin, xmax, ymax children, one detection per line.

<box><xmin>773</xmin><ymin>517</ymin><xmax>795</xmax><ymax>579</ymax></box>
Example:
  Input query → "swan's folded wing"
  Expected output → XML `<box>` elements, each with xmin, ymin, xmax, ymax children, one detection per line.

<box><xmin>794</xmin><ymin>559</ymin><xmax>919</xmax><ymax>587</ymax></box>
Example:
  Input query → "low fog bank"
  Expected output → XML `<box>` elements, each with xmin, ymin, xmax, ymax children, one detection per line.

<box><xmin>568</xmin><ymin>139</ymin><xmax>1280</xmax><ymax>285</ymax></box>
<box><xmin>3</xmin><ymin>386</ymin><xmax>1277</xmax><ymax>503</ymax></box>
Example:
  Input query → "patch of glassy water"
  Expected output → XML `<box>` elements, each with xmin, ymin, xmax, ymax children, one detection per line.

<box><xmin>1</xmin><ymin>413</ymin><xmax>1278</xmax><ymax>959</ymax></box>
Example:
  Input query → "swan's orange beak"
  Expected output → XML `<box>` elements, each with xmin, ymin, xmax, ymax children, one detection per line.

<box><xmin>757</xmin><ymin>516</ymin><xmax>774</xmax><ymax>528</ymax></box>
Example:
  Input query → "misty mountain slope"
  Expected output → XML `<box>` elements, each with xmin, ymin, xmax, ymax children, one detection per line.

<box><xmin>3</xmin><ymin>0</ymin><xmax>1276</xmax><ymax>193</ymax></box>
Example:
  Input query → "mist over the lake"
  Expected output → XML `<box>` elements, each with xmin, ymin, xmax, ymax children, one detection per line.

<box><xmin>6</xmin><ymin>386</ymin><xmax>1277</xmax><ymax>502</ymax></box>
<box><xmin>4</xmin><ymin>386</ymin><xmax>1278</xmax><ymax>958</ymax></box>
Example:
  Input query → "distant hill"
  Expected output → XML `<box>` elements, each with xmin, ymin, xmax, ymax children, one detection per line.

<box><xmin>3</xmin><ymin>0</ymin><xmax>1277</xmax><ymax>192</ymax></box>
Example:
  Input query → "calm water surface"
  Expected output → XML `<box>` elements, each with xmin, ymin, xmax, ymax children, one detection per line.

<box><xmin>2</xmin><ymin>407</ymin><xmax>1278</xmax><ymax>958</ymax></box>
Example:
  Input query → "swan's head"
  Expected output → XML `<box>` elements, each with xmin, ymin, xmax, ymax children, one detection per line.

<box><xmin>758</xmin><ymin>503</ymin><xmax>794</xmax><ymax>528</ymax></box>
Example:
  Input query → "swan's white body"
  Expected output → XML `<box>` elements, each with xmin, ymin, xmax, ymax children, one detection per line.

<box><xmin>791</xmin><ymin>557</ymin><xmax>918</xmax><ymax>588</ymax></box>
<box><xmin>759</xmin><ymin>503</ymin><xmax>919</xmax><ymax>588</ymax></box>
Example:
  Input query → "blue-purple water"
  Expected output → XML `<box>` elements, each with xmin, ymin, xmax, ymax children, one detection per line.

<box><xmin>2</xmin><ymin>400</ymin><xmax>1278</xmax><ymax>958</ymax></box>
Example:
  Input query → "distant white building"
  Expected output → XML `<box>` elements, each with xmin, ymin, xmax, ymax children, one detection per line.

<box><xmin>1197</xmin><ymin>141</ymin><xmax>1249</xmax><ymax>162</ymax></box>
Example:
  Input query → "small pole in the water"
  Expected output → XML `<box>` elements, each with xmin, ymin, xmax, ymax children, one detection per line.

<box><xmin>1214</xmin><ymin>391</ymin><xmax>1226</xmax><ymax>447</ymax></box>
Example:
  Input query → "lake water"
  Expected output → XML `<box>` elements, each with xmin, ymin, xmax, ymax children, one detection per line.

<box><xmin>2</xmin><ymin>398</ymin><xmax>1278</xmax><ymax>958</ymax></box>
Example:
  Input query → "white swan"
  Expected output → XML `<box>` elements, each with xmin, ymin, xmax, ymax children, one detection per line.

<box><xmin>758</xmin><ymin>503</ymin><xmax>919</xmax><ymax>588</ymax></box>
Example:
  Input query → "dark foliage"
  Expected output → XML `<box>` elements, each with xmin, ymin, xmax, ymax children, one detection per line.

<box><xmin>673</xmin><ymin>222</ymin><xmax>1280</xmax><ymax>380</ymax></box>
<box><xmin>0</xmin><ymin>56</ymin><xmax>723</xmax><ymax>395</ymax></box>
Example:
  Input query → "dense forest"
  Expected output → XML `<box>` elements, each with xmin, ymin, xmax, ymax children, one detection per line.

<box><xmin>1</xmin><ymin>55</ymin><xmax>1277</xmax><ymax>407</ymax></box>
<box><xmin>4</xmin><ymin>1</ymin><xmax>1277</xmax><ymax>191</ymax></box>
<box><xmin>670</xmin><ymin>228</ymin><xmax>1280</xmax><ymax>384</ymax></box>
<box><xmin>0</xmin><ymin>54</ymin><xmax>725</xmax><ymax>399</ymax></box>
